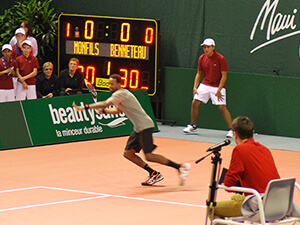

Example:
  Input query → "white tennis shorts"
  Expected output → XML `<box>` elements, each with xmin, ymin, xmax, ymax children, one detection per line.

<box><xmin>15</xmin><ymin>83</ymin><xmax>37</xmax><ymax>101</ymax></box>
<box><xmin>194</xmin><ymin>83</ymin><xmax>226</xmax><ymax>105</ymax></box>
<box><xmin>0</xmin><ymin>89</ymin><xmax>15</xmax><ymax>103</ymax></box>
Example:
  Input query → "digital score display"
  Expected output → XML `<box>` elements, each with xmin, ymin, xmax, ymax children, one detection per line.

<box><xmin>58</xmin><ymin>14</ymin><xmax>159</xmax><ymax>96</ymax></box>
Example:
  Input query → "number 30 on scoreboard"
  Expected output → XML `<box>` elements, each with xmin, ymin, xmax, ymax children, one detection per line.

<box><xmin>58</xmin><ymin>13</ymin><xmax>159</xmax><ymax>96</ymax></box>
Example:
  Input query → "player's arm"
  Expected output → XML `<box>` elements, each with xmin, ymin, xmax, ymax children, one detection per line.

<box><xmin>215</xmin><ymin>71</ymin><xmax>227</xmax><ymax>101</ymax></box>
<box><xmin>0</xmin><ymin>69</ymin><xmax>9</xmax><ymax>76</ymax></box>
<box><xmin>16</xmin><ymin>67</ymin><xmax>28</xmax><ymax>89</ymax></box>
<box><xmin>73</xmin><ymin>99</ymin><xmax>121</xmax><ymax>114</ymax></box>
<box><xmin>193</xmin><ymin>70</ymin><xmax>202</xmax><ymax>95</ymax></box>
<box><xmin>10</xmin><ymin>67</ymin><xmax>16</xmax><ymax>77</ymax></box>
<box><xmin>0</xmin><ymin>67</ymin><xmax>14</xmax><ymax>76</ymax></box>
<box><xmin>18</xmin><ymin>68</ymin><xmax>38</xmax><ymax>82</ymax></box>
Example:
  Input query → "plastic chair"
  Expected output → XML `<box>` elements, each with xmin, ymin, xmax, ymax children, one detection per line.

<box><xmin>212</xmin><ymin>177</ymin><xmax>300</xmax><ymax>225</ymax></box>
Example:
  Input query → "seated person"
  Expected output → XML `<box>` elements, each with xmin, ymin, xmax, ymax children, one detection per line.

<box><xmin>59</xmin><ymin>57</ymin><xmax>83</xmax><ymax>96</ymax></box>
<box><xmin>36</xmin><ymin>62</ymin><xmax>59</xmax><ymax>98</ymax></box>
<box><xmin>209</xmin><ymin>116</ymin><xmax>280</xmax><ymax>222</ymax></box>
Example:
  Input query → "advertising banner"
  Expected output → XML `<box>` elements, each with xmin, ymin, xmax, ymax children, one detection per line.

<box><xmin>0</xmin><ymin>90</ymin><xmax>157</xmax><ymax>150</ymax></box>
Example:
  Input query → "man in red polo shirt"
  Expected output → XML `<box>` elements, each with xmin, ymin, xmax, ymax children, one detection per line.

<box><xmin>15</xmin><ymin>40</ymin><xmax>39</xmax><ymax>100</ymax></box>
<box><xmin>183</xmin><ymin>38</ymin><xmax>233</xmax><ymax>138</ymax></box>
<box><xmin>0</xmin><ymin>44</ymin><xmax>16</xmax><ymax>102</ymax></box>
<box><xmin>209</xmin><ymin>116</ymin><xmax>280</xmax><ymax>222</ymax></box>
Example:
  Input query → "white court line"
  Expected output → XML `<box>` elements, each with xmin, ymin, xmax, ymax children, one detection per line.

<box><xmin>0</xmin><ymin>195</ymin><xmax>108</xmax><ymax>212</ymax></box>
<box><xmin>40</xmin><ymin>186</ymin><xmax>205</xmax><ymax>208</ymax></box>
<box><xmin>0</xmin><ymin>186</ymin><xmax>41</xmax><ymax>193</ymax></box>
<box><xmin>0</xmin><ymin>186</ymin><xmax>205</xmax><ymax>212</ymax></box>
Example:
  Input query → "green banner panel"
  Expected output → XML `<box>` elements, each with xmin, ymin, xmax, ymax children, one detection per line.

<box><xmin>0</xmin><ymin>89</ymin><xmax>157</xmax><ymax>150</ymax></box>
<box><xmin>0</xmin><ymin>101</ymin><xmax>32</xmax><ymax>149</ymax></box>
<box><xmin>21</xmin><ymin>89</ymin><xmax>157</xmax><ymax>146</ymax></box>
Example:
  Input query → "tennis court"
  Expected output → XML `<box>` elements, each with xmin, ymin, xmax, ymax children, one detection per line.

<box><xmin>0</xmin><ymin>126</ymin><xmax>299</xmax><ymax>224</ymax></box>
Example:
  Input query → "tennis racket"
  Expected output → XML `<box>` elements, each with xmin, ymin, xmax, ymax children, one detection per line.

<box><xmin>84</xmin><ymin>79</ymin><xmax>97</xmax><ymax>103</ymax></box>
<box><xmin>84</xmin><ymin>79</ymin><xmax>100</xmax><ymax>113</ymax></box>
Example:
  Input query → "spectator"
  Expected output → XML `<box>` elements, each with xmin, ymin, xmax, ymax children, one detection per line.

<box><xmin>11</xmin><ymin>28</ymin><xmax>26</xmax><ymax>99</ymax></box>
<box><xmin>0</xmin><ymin>44</ymin><xmax>16</xmax><ymax>102</ymax></box>
<box><xmin>11</xmin><ymin>28</ymin><xmax>26</xmax><ymax>60</ymax></box>
<box><xmin>59</xmin><ymin>58</ymin><xmax>83</xmax><ymax>96</ymax></box>
<box><xmin>15</xmin><ymin>40</ymin><xmax>39</xmax><ymax>100</ymax></box>
<box><xmin>36</xmin><ymin>62</ymin><xmax>59</xmax><ymax>98</ymax></box>
<box><xmin>10</xmin><ymin>20</ymin><xmax>38</xmax><ymax>57</ymax></box>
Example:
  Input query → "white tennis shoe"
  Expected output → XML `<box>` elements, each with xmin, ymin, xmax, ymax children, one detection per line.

<box><xmin>226</xmin><ymin>129</ymin><xmax>233</xmax><ymax>138</ymax></box>
<box><xmin>183</xmin><ymin>124</ymin><xmax>197</xmax><ymax>133</ymax></box>
<box><xmin>179</xmin><ymin>163</ymin><xmax>191</xmax><ymax>185</ymax></box>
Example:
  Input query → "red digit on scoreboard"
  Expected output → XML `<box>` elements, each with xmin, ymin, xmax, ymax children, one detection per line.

<box><xmin>84</xmin><ymin>20</ymin><xmax>94</xmax><ymax>40</ymax></box>
<box><xmin>129</xmin><ymin>70</ymin><xmax>139</xmax><ymax>89</ymax></box>
<box><xmin>119</xmin><ymin>68</ymin><xmax>128</xmax><ymax>88</ymax></box>
<box><xmin>120</xmin><ymin>22</ymin><xmax>130</xmax><ymax>42</ymax></box>
<box><xmin>66</xmin><ymin>23</ymin><xmax>71</xmax><ymax>37</ymax></box>
<box><xmin>86</xmin><ymin>66</ymin><xmax>95</xmax><ymax>84</ymax></box>
<box><xmin>105</xmin><ymin>61</ymin><xmax>111</xmax><ymax>76</ymax></box>
<box><xmin>78</xmin><ymin>65</ymin><xmax>95</xmax><ymax>85</ymax></box>
<box><xmin>78</xmin><ymin>65</ymin><xmax>84</xmax><ymax>73</ymax></box>
<box><xmin>145</xmin><ymin>27</ymin><xmax>154</xmax><ymax>44</ymax></box>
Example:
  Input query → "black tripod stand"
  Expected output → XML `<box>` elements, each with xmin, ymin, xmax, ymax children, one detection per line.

<box><xmin>195</xmin><ymin>147</ymin><xmax>223</xmax><ymax>225</ymax></box>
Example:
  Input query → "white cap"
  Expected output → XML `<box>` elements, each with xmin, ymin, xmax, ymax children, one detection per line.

<box><xmin>22</xmin><ymin>39</ymin><xmax>32</xmax><ymax>47</ymax></box>
<box><xmin>15</xmin><ymin>28</ymin><xmax>26</xmax><ymax>35</ymax></box>
<box><xmin>201</xmin><ymin>38</ymin><xmax>215</xmax><ymax>46</ymax></box>
<box><xmin>2</xmin><ymin>44</ymin><xmax>12</xmax><ymax>51</ymax></box>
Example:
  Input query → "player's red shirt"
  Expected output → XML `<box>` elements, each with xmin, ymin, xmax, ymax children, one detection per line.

<box><xmin>224</xmin><ymin>138</ymin><xmax>280</xmax><ymax>195</ymax></box>
<box><xmin>198</xmin><ymin>51</ymin><xmax>228</xmax><ymax>88</ymax></box>
<box><xmin>0</xmin><ymin>57</ymin><xmax>16</xmax><ymax>89</ymax></box>
<box><xmin>16</xmin><ymin>54</ymin><xmax>39</xmax><ymax>85</ymax></box>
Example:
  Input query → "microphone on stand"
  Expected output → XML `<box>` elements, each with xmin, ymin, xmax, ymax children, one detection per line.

<box><xmin>206</xmin><ymin>139</ymin><xmax>231</xmax><ymax>152</ymax></box>
<box><xmin>195</xmin><ymin>139</ymin><xmax>231</xmax><ymax>164</ymax></box>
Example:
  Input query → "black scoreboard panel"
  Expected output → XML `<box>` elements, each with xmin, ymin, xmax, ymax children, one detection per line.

<box><xmin>58</xmin><ymin>14</ymin><xmax>159</xmax><ymax>96</ymax></box>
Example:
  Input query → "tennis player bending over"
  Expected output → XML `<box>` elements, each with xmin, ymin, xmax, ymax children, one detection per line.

<box><xmin>73</xmin><ymin>74</ymin><xmax>190</xmax><ymax>186</ymax></box>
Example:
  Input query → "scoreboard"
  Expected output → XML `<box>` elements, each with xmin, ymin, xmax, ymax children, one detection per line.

<box><xmin>58</xmin><ymin>14</ymin><xmax>159</xmax><ymax>96</ymax></box>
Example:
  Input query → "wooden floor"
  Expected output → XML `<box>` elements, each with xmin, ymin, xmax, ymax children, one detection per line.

<box><xmin>0</xmin><ymin>137</ymin><xmax>299</xmax><ymax>224</ymax></box>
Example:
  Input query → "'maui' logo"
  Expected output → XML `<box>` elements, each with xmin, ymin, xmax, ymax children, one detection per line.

<box><xmin>250</xmin><ymin>0</ymin><xmax>300</xmax><ymax>53</ymax></box>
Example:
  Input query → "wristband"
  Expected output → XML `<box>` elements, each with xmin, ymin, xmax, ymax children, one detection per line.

<box><xmin>193</xmin><ymin>88</ymin><xmax>197</xmax><ymax>91</ymax></box>
<box><xmin>103</xmin><ymin>108</ymin><xmax>106</xmax><ymax>114</ymax></box>
<box><xmin>84</xmin><ymin>104</ymin><xmax>90</xmax><ymax>110</ymax></box>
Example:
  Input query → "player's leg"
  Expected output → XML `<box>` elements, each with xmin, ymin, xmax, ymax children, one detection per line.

<box><xmin>27</xmin><ymin>85</ymin><xmax>37</xmax><ymax>100</ymax></box>
<box><xmin>123</xmin><ymin>130</ymin><xmax>163</xmax><ymax>186</ymax></box>
<box><xmin>15</xmin><ymin>82</ymin><xmax>27</xmax><ymax>101</ymax></box>
<box><xmin>218</xmin><ymin>105</ymin><xmax>233</xmax><ymax>129</ymax></box>
<box><xmin>183</xmin><ymin>84</ymin><xmax>210</xmax><ymax>133</ymax></box>
<box><xmin>6</xmin><ymin>89</ymin><xmax>15</xmax><ymax>102</ymax></box>
<box><xmin>123</xmin><ymin>149</ymin><xmax>147</xmax><ymax>168</ymax></box>
<box><xmin>13</xmin><ymin>77</ymin><xmax>18</xmax><ymax>100</ymax></box>
<box><xmin>0</xmin><ymin>90</ymin><xmax>6</xmax><ymax>103</ymax></box>
<box><xmin>142</xmin><ymin>128</ymin><xmax>191</xmax><ymax>185</ymax></box>
<box><xmin>191</xmin><ymin>99</ymin><xmax>201</xmax><ymax>125</ymax></box>
<box><xmin>210</xmin><ymin>87</ymin><xmax>233</xmax><ymax>138</ymax></box>
<box><xmin>145</xmin><ymin>152</ymin><xmax>191</xmax><ymax>186</ymax></box>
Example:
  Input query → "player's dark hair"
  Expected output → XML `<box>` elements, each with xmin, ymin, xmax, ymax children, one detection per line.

<box><xmin>110</xmin><ymin>74</ymin><xmax>121</xmax><ymax>83</ymax></box>
<box><xmin>232</xmin><ymin>116</ymin><xmax>254</xmax><ymax>139</ymax></box>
